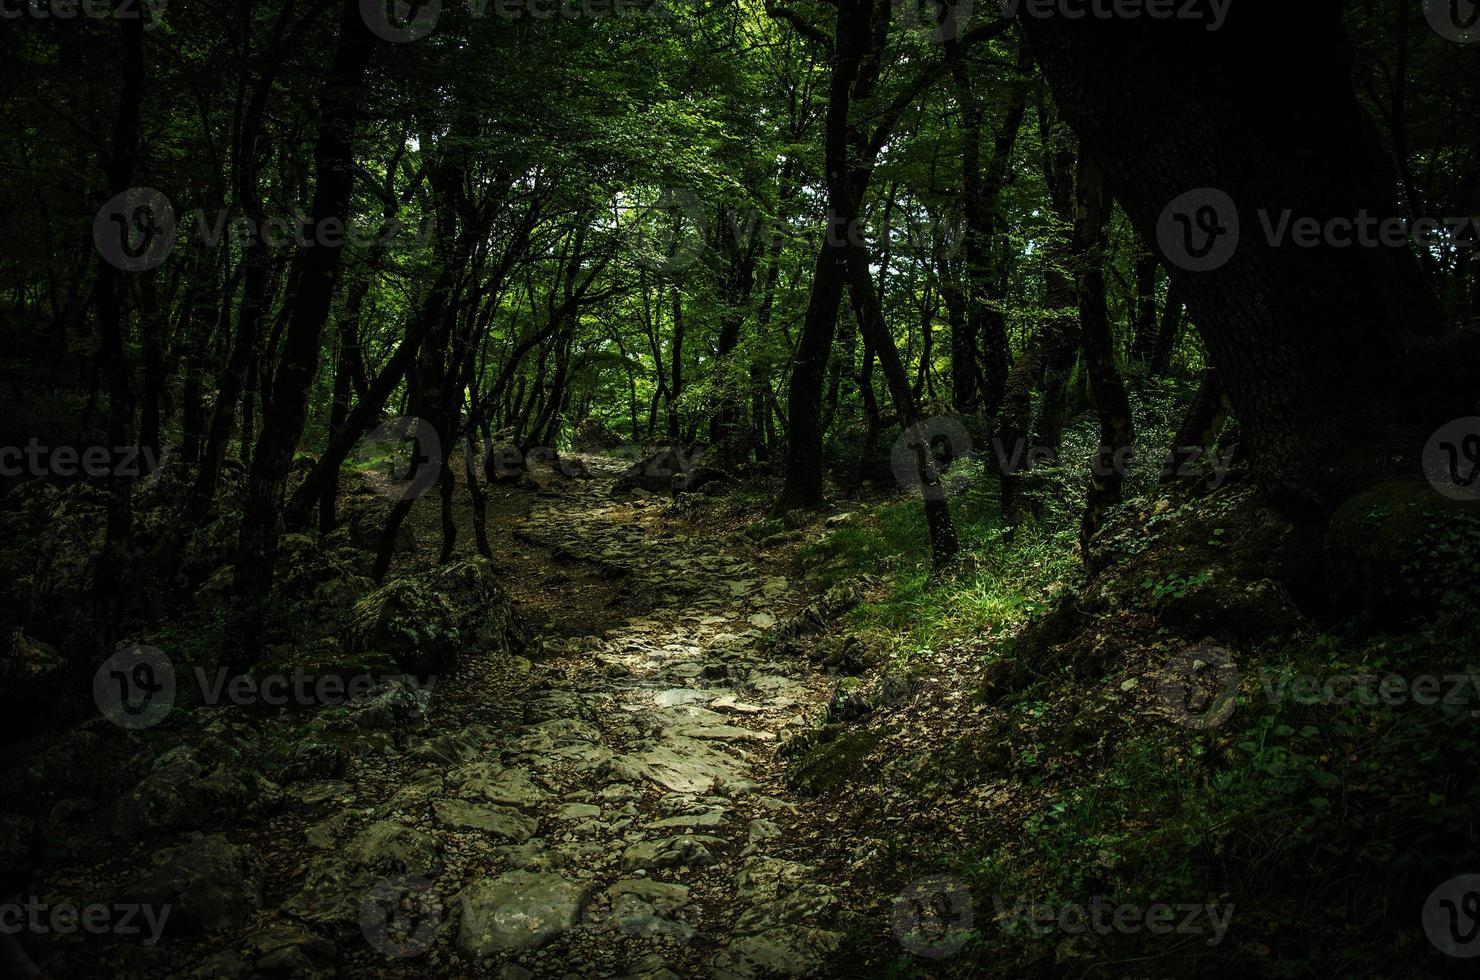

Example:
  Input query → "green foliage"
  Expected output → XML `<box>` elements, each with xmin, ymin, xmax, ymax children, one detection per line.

<box><xmin>799</xmin><ymin>485</ymin><xmax>1078</xmax><ymax>653</ymax></box>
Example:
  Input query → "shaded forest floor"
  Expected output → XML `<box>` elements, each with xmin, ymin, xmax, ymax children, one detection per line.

<box><xmin>3</xmin><ymin>427</ymin><xmax>1480</xmax><ymax>978</ymax></box>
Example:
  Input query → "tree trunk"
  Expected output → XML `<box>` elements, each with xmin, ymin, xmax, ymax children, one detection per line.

<box><xmin>1076</xmin><ymin>158</ymin><xmax>1134</xmax><ymax>548</ymax></box>
<box><xmin>90</xmin><ymin>13</ymin><xmax>145</xmax><ymax>661</ymax></box>
<box><xmin>1020</xmin><ymin>9</ymin><xmax>1446</xmax><ymax>518</ymax></box>
<box><xmin>1130</xmin><ymin>232</ymin><xmax>1160</xmax><ymax>363</ymax></box>
<box><xmin>231</xmin><ymin>0</ymin><xmax>376</xmax><ymax>662</ymax></box>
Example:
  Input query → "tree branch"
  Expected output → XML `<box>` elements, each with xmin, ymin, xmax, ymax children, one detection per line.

<box><xmin>765</xmin><ymin>0</ymin><xmax>833</xmax><ymax>53</ymax></box>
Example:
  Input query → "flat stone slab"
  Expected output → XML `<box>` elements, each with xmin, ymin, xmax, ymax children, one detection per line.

<box><xmin>433</xmin><ymin>800</ymin><xmax>538</xmax><ymax>841</ymax></box>
<box><xmin>457</xmin><ymin>871</ymin><xmax>591</xmax><ymax>956</ymax></box>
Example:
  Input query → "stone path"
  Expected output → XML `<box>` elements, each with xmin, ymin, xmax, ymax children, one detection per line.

<box><xmin>310</xmin><ymin>461</ymin><xmax>844</xmax><ymax>978</ymax></box>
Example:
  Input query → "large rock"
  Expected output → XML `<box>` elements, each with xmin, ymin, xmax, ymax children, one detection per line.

<box><xmin>710</xmin><ymin>858</ymin><xmax>842</xmax><ymax>978</ymax></box>
<box><xmin>0</xmin><ymin>631</ymin><xmax>68</xmax><ymax>734</ymax></box>
<box><xmin>344</xmin><ymin>558</ymin><xmax>530</xmax><ymax>675</ymax></box>
<box><xmin>457</xmin><ymin>871</ymin><xmax>591</xmax><ymax>956</ymax></box>
<box><xmin>107</xmin><ymin>749</ymin><xmax>280</xmax><ymax>839</ymax></box>
<box><xmin>613</xmin><ymin>449</ymin><xmax>692</xmax><ymax>495</ymax></box>
<box><xmin>282</xmin><ymin>820</ymin><xmax>440</xmax><ymax>938</ymax></box>
<box><xmin>1325</xmin><ymin>478</ymin><xmax>1480</xmax><ymax>626</ymax></box>
<box><xmin>122</xmin><ymin>833</ymin><xmax>265</xmax><ymax>934</ymax></box>
<box><xmin>619</xmin><ymin>835</ymin><xmax>723</xmax><ymax>872</ymax></box>
<box><xmin>607</xmin><ymin>737</ymin><xmax>746</xmax><ymax>794</ymax></box>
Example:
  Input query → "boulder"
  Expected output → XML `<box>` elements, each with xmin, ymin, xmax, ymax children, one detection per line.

<box><xmin>456</xmin><ymin>871</ymin><xmax>591</xmax><ymax>956</ymax></box>
<box><xmin>122</xmin><ymin>833</ymin><xmax>265</xmax><ymax>934</ymax></box>
<box><xmin>343</xmin><ymin>558</ymin><xmax>530</xmax><ymax>676</ymax></box>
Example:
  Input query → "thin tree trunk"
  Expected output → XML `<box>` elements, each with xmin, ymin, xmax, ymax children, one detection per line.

<box><xmin>1076</xmin><ymin>158</ymin><xmax>1134</xmax><ymax>547</ymax></box>
<box><xmin>231</xmin><ymin>0</ymin><xmax>376</xmax><ymax>664</ymax></box>
<box><xmin>90</xmin><ymin>13</ymin><xmax>145</xmax><ymax>661</ymax></box>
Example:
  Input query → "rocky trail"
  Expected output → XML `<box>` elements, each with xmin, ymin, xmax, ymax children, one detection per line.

<box><xmin>24</xmin><ymin>458</ymin><xmax>856</xmax><ymax>979</ymax></box>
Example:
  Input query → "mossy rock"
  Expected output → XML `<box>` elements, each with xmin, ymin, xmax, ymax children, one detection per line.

<box><xmin>1325</xmin><ymin>478</ymin><xmax>1480</xmax><ymax>626</ymax></box>
<box><xmin>784</xmin><ymin>726</ymin><xmax>887</xmax><ymax>796</ymax></box>
<box><xmin>254</xmin><ymin>637</ymin><xmax>401</xmax><ymax>689</ymax></box>
<box><xmin>343</xmin><ymin>557</ymin><xmax>529</xmax><ymax>676</ymax></box>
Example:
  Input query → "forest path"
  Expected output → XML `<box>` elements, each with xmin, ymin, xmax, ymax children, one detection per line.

<box><xmin>327</xmin><ymin>458</ymin><xmax>844</xmax><ymax>978</ymax></box>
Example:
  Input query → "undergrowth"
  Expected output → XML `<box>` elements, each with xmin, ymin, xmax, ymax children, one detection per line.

<box><xmin>797</xmin><ymin>385</ymin><xmax>1480</xmax><ymax>978</ymax></box>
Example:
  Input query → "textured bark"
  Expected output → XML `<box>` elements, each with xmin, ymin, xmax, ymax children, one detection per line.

<box><xmin>1149</xmin><ymin>281</ymin><xmax>1184</xmax><ymax>376</ymax></box>
<box><xmin>1163</xmin><ymin>368</ymin><xmax>1230</xmax><ymax>485</ymax></box>
<box><xmin>1130</xmin><ymin>232</ymin><xmax>1160</xmax><ymax>363</ymax></box>
<box><xmin>846</xmin><ymin>242</ymin><xmax>959</xmax><ymax>568</ymax></box>
<box><xmin>1076</xmin><ymin>158</ymin><xmax>1134</xmax><ymax>547</ymax></box>
<box><xmin>1020</xmin><ymin>8</ymin><xmax>1444</xmax><ymax>516</ymax></box>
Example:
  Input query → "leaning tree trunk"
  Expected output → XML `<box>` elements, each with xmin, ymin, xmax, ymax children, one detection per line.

<box><xmin>1019</xmin><ymin>7</ymin><xmax>1448</xmax><ymax>518</ymax></box>
<box><xmin>846</xmin><ymin>241</ymin><xmax>959</xmax><ymax>569</ymax></box>
<box><xmin>1163</xmin><ymin>367</ymin><xmax>1230</xmax><ymax>486</ymax></box>
<box><xmin>1076</xmin><ymin>158</ymin><xmax>1134</xmax><ymax>548</ymax></box>
<box><xmin>1130</xmin><ymin>231</ymin><xmax>1160</xmax><ymax>364</ymax></box>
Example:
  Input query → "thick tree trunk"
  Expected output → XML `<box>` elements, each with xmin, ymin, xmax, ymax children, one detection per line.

<box><xmin>1020</xmin><ymin>8</ymin><xmax>1446</xmax><ymax>517</ymax></box>
<box><xmin>775</xmin><ymin>235</ymin><xmax>848</xmax><ymax>510</ymax></box>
